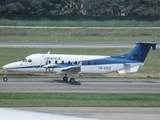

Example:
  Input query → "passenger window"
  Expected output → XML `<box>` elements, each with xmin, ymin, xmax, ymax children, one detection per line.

<box><xmin>94</xmin><ymin>61</ymin><xmax>97</xmax><ymax>65</ymax></box>
<box><xmin>74</xmin><ymin>61</ymin><xmax>77</xmax><ymax>64</ymax></box>
<box><xmin>55</xmin><ymin>60</ymin><xmax>57</xmax><ymax>64</ymax></box>
<box><xmin>88</xmin><ymin>61</ymin><xmax>90</xmax><ymax>65</ymax></box>
<box><xmin>49</xmin><ymin>60</ymin><xmax>51</xmax><ymax>64</ymax></box>
<box><xmin>62</xmin><ymin>60</ymin><xmax>64</xmax><ymax>64</ymax></box>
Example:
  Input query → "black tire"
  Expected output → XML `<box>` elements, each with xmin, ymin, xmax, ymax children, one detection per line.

<box><xmin>70</xmin><ymin>78</ymin><xmax>75</xmax><ymax>83</ymax></box>
<box><xmin>63</xmin><ymin>77</ymin><xmax>68</xmax><ymax>82</ymax></box>
<box><xmin>3</xmin><ymin>77</ymin><xmax>8</xmax><ymax>82</ymax></box>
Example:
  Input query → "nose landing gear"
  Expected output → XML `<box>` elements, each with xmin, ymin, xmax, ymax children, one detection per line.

<box><xmin>3</xmin><ymin>71</ymin><xmax>8</xmax><ymax>82</ymax></box>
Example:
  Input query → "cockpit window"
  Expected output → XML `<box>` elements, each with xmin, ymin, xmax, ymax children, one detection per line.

<box><xmin>22</xmin><ymin>58</ymin><xmax>32</xmax><ymax>63</ymax></box>
<box><xmin>28</xmin><ymin>59</ymin><xmax>32</xmax><ymax>63</ymax></box>
<box><xmin>22</xmin><ymin>58</ymin><xmax>27</xmax><ymax>62</ymax></box>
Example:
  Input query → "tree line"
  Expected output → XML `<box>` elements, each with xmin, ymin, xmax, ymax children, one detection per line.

<box><xmin>0</xmin><ymin>0</ymin><xmax>160</xmax><ymax>17</ymax></box>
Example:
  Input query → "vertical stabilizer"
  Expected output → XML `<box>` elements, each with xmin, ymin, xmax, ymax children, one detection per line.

<box><xmin>126</xmin><ymin>42</ymin><xmax>157</xmax><ymax>62</ymax></box>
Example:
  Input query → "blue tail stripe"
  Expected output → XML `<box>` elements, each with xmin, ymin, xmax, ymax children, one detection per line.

<box><xmin>126</xmin><ymin>42</ymin><xmax>157</xmax><ymax>62</ymax></box>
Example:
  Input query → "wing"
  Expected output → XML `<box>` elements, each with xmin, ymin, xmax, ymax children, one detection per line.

<box><xmin>43</xmin><ymin>62</ymin><xmax>82</xmax><ymax>74</ymax></box>
<box><xmin>61</xmin><ymin>61</ymin><xmax>82</xmax><ymax>73</ymax></box>
<box><xmin>61</xmin><ymin>66</ymin><xmax>81</xmax><ymax>73</ymax></box>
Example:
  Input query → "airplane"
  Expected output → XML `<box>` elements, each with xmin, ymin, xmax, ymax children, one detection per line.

<box><xmin>2</xmin><ymin>42</ymin><xmax>157</xmax><ymax>83</ymax></box>
<box><xmin>0</xmin><ymin>108</ymin><xmax>99</xmax><ymax>120</ymax></box>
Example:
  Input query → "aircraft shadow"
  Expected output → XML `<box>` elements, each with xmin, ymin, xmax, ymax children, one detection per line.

<box><xmin>53</xmin><ymin>80</ymin><xmax>81</xmax><ymax>85</ymax></box>
<box><xmin>7</xmin><ymin>79</ymin><xmax>81</xmax><ymax>85</ymax></box>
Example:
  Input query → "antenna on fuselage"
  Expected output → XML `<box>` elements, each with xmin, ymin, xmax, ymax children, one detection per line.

<box><xmin>47</xmin><ymin>51</ymin><xmax>50</xmax><ymax>54</ymax></box>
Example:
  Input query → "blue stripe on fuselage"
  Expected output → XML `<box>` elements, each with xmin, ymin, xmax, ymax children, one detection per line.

<box><xmin>53</xmin><ymin>57</ymin><xmax>141</xmax><ymax>68</ymax></box>
<box><xmin>8</xmin><ymin>57</ymin><xmax>141</xmax><ymax>70</ymax></box>
<box><xmin>8</xmin><ymin>65</ymin><xmax>44</xmax><ymax>69</ymax></box>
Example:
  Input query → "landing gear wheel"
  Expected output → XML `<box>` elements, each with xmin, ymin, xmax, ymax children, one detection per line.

<box><xmin>3</xmin><ymin>77</ymin><xmax>8</xmax><ymax>82</ymax></box>
<box><xmin>70</xmin><ymin>78</ymin><xmax>75</xmax><ymax>83</ymax></box>
<box><xmin>63</xmin><ymin>76</ymin><xmax>68</xmax><ymax>82</ymax></box>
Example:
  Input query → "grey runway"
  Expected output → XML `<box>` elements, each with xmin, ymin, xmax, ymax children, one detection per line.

<box><xmin>0</xmin><ymin>41</ymin><xmax>160</xmax><ymax>48</ymax></box>
<box><xmin>1</xmin><ymin>41</ymin><xmax>159</xmax><ymax>48</ymax></box>
<box><xmin>0</xmin><ymin>41</ymin><xmax>134</xmax><ymax>48</ymax></box>
<box><xmin>0</xmin><ymin>78</ymin><xmax>160</xmax><ymax>93</ymax></box>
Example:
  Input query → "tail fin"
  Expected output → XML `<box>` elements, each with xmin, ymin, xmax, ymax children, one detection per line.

<box><xmin>125</xmin><ymin>42</ymin><xmax>157</xmax><ymax>62</ymax></box>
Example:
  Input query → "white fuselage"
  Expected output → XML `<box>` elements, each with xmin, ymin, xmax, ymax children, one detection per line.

<box><xmin>3</xmin><ymin>53</ymin><xmax>143</xmax><ymax>75</ymax></box>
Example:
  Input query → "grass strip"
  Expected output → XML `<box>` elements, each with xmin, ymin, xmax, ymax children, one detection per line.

<box><xmin>0</xmin><ymin>28</ymin><xmax>159</xmax><ymax>42</ymax></box>
<box><xmin>0</xmin><ymin>18</ymin><xmax>160</xmax><ymax>27</ymax></box>
<box><xmin>0</xmin><ymin>93</ymin><xmax>160</xmax><ymax>107</ymax></box>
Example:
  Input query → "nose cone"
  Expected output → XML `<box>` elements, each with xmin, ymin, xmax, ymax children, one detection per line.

<box><xmin>2</xmin><ymin>62</ymin><xmax>21</xmax><ymax>70</ymax></box>
<box><xmin>2</xmin><ymin>65</ymin><xmax>7</xmax><ymax>70</ymax></box>
<box><xmin>2</xmin><ymin>64</ymin><xmax>10</xmax><ymax>70</ymax></box>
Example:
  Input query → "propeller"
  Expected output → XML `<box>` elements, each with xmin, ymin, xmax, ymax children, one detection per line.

<box><xmin>45</xmin><ymin>58</ymin><xmax>50</xmax><ymax>73</ymax></box>
<box><xmin>43</xmin><ymin>58</ymin><xmax>55</xmax><ymax>73</ymax></box>
<box><xmin>43</xmin><ymin>51</ymin><xmax>51</xmax><ymax>73</ymax></box>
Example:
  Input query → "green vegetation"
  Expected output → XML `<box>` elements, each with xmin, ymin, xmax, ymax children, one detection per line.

<box><xmin>0</xmin><ymin>28</ymin><xmax>159</xmax><ymax>42</ymax></box>
<box><xmin>0</xmin><ymin>48</ymin><xmax>160</xmax><ymax>78</ymax></box>
<box><xmin>1</xmin><ymin>0</ymin><xmax>160</xmax><ymax>17</ymax></box>
<box><xmin>0</xmin><ymin>93</ymin><xmax>159</xmax><ymax>107</ymax></box>
<box><xmin>0</xmin><ymin>18</ymin><xmax>160</xmax><ymax>27</ymax></box>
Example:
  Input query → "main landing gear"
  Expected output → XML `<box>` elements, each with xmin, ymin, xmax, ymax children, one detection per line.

<box><xmin>63</xmin><ymin>75</ymin><xmax>75</xmax><ymax>83</ymax></box>
<box><xmin>3</xmin><ymin>71</ymin><xmax>8</xmax><ymax>82</ymax></box>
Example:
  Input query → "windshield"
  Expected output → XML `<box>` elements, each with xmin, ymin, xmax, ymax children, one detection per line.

<box><xmin>22</xmin><ymin>58</ymin><xmax>27</xmax><ymax>62</ymax></box>
<box><xmin>22</xmin><ymin>58</ymin><xmax>32</xmax><ymax>63</ymax></box>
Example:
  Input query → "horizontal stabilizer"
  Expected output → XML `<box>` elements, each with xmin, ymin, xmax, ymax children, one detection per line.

<box><xmin>117</xmin><ymin>66</ymin><xmax>140</xmax><ymax>74</ymax></box>
<box><xmin>136</xmin><ymin>42</ymin><xmax>157</xmax><ymax>50</ymax></box>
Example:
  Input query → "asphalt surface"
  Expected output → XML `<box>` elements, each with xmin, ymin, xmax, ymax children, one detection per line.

<box><xmin>0</xmin><ymin>41</ymin><xmax>159</xmax><ymax>48</ymax></box>
<box><xmin>17</xmin><ymin>107</ymin><xmax>160</xmax><ymax>120</ymax></box>
<box><xmin>0</xmin><ymin>78</ymin><xmax>160</xmax><ymax>93</ymax></box>
<box><xmin>0</xmin><ymin>41</ymin><xmax>135</xmax><ymax>48</ymax></box>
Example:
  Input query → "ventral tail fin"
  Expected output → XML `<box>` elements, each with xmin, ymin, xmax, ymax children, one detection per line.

<box><xmin>125</xmin><ymin>42</ymin><xmax>157</xmax><ymax>62</ymax></box>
